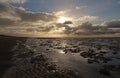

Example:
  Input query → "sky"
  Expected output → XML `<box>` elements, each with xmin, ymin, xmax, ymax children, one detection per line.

<box><xmin>0</xmin><ymin>0</ymin><xmax>120</xmax><ymax>37</ymax></box>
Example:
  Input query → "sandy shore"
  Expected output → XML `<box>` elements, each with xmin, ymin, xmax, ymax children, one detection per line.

<box><xmin>0</xmin><ymin>36</ymin><xmax>77</xmax><ymax>78</ymax></box>
<box><xmin>0</xmin><ymin>35</ymin><xmax>26</xmax><ymax>78</ymax></box>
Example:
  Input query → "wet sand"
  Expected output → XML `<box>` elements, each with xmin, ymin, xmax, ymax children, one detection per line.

<box><xmin>0</xmin><ymin>36</ymin><xmax>76</xmax><ymax>78</ymax></box>
<box><xmin>0</xmin><ymin>35</ymin><xmax>26</xmax><ymax>78</ymax></box>
<box><xmin>1</xmin><ymin>36</ymin><xmax>120</xmax><ymax>78</ymax></box>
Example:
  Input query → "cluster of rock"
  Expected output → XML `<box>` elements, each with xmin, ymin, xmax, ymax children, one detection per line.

<box><xmin>80</xmin><ymin>49</ymin><xmax>112</xmax><ymax>64</ymax></box>
<box><xmin>3</xmin><ymin>40</ymin><xmax>77</xmax><ymax>78</ymax></box>
<box><xmin>98</xmin><ymin>65</ymin><xmax>120</xmax><ymax>76</ymax></box>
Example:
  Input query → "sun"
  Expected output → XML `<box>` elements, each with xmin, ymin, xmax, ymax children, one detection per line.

<box><xmin>57</xmin><ymin>17</ymin><xmax>68</xmax><ymax>23</ymax></box>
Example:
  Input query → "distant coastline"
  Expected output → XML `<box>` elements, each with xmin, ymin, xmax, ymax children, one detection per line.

<box><xmin>0</xmin><ymin>34</ymin><xmax>120</xmax><ymax>39</ymax></box>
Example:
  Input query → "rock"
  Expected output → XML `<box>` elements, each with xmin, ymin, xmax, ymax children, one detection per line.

<box><xmin>87</xmin><ymin>59</ymin><xmax>93</xmax><ymax>64</ymax></box>
<box><xmin>103</xmin><ymin>65</ymin><xmax>120</xmax><ymax>72</ymax></box>
<box><xmin>30</xmin><ymin>55</ymin><xmax>47</xmax><ymax>64</ymax></box>
<box><xmin>100</xmin><ymin>51</ymin><xmax>107</xmax><ymax>54</ymax></box>
<box><xmin>80</xmin><ymin>52</ymin><xmax>88</xmax><ymax>58</ymax></box>
<box><xmin>17</xmin><ymin>51</ymin><xmax>34</xmax><ymax>58</ymax></box>
<box><xmin>98</xmin><ymin>69</ymin><xmax>111</xmax><ymax>76</ymax></box>
<box><xmin>47</xmin><ymin>64</ymin><xmax>56</xmax><ymax>71</ymax></box>
<box><xmin>112</xmin><ymin>52</ymin><xmax>118</xmax><ymax>55</ymax></box>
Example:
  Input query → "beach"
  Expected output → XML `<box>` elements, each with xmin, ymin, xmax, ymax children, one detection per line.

<box><xmin>0</xmin><ymin>35</ymin><xmax>26</xmax><ymax>78</ymax></box>
<box><xmin>0</xmin><ymin>35</ymin><xmax>120</xmax><ymax>78</ymax></box>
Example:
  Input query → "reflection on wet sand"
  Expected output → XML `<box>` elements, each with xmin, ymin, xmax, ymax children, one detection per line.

<box><xmin>2</xmin><ymin>37</ymin><xmax>120</xmax><ymax>78</ymax></box>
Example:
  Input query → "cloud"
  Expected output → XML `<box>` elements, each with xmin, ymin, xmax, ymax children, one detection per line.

<box><xmin>0</xmin><ymin>3</ymin><xmax>57</xmax><ymax>25</ymax></box>
<box><xmin>9</xmin><ymin>6</ymin><xmax>57</xmax><ymax>22</ymax></box>
<box><xmin>26</xmin><ymin>26</ymin><xmax>54</xmax><ymax>33</ymax></box>
<box><xmin>54</xmin><ymin>10</ymin><xmax>70</xmax><ymax>16</ymax></box>
<box><xmin>0</xmin><ymin>18</ymin><xmax>15</xmax><ymax>26</ymax></box>
<box><xmin>79</xmin><ymin>16</ymin><xmax>98</xmax><ymax>21</ymax></box>
<box><xmin>102</xmin><ymin>20</ymin><xmax>120</xmax><ymax>28</ymax></box>
<box><xmin>16</xmin><ymin>11</ymin><xmax>57</xmax><ymax>22</ymax></box>
<box><xmin>0</xmin><ymin>3</ymin><xmax>11</xmax><ymax>12</ymax></box>
<box><xmin>75</xmin><ymin>6</ymin><xmax>87</xmax><ymax>10</ymax></box>
<box><xmin>118</xmin><ymin>1</ymin><xmax>120</xmax><ymax>4</ymax></box>
<box><xmin>64</xmin><ymin>22</ymin><xmax>94</xmax><ymax>35</ymax></box>
<box><xmin>64</xmin><ymin>21</ymin><xmax>120</xmax><ymax>35</ymax></box>
<box><xmin>36</xmin><ymin>26</ymin><xmax>55</xmax><ymax>32</ymax></box>
<box><xmin>63</xmin><ymin>21</ymin><xmax>73</xmax><ymax>24</ymax></box>
<box><xmin>75</xmin><ymin>15</ymin><xmax>99</xmax><ymax>24</ymax></box>
<box><xmin>0</xmin><ymin>0</ymin><xmax>28</xmax><ymax>4</ymax></box>
<box><xmin>75</xmin><ymin>6</ymin><xmax>81</xmax><ymax>10</ymax></box>
<box><xmin>0</xmin><ymin>3</ymin><xmax>58</xmax><ymax>36</ymax></box>
<box><xmin>0</xmin><ymin>2</ymin><xmax>120</xmax><ymax>37</ymax></box>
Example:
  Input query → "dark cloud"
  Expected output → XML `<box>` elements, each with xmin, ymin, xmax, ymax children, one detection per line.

<box><xmin>55</xmin><ymin>23</ymin><xmax>69</xmax><ymax>28</ymax></box>
<box><xmin>64</xmin><ymin>22</ymin><xmax>94</xmax><ymax>35</ymax></box>
<box><xmin>64</xmin><ymin>21</ymin><xmax>120</xmax><ymax>35</ymax></box>
<box><xmin>0</xmin><ymin>3</ymin><xmax>11</xmax><ymax>12</ymax></box>
<box><xmin>0</xmin><ymin>18</ymin><xmax>15</xmax><ymax>26</ymax></box>
<box><xmin>78</xmin><ymin>22</ymin><xmax>93</xmax><ymax>30</ymax></box>
<box><xmin>103</xmin><ymin>20</ymin><xmax>120</xmax><ymax>28</ymax></box>
<box><xmin>36</xmin><ymin>26</ymin><xmax>54</xmax><ymax>32</ymax></box>
<box><xmin>14</xmin><ymin>7</ymin><xmax>57</xmax><ymax>22</ymax></box>
<box><xmin>0</xmin><ymin>3</ymin><xmax>57</xmax><ymax>26</ymax></box>
<box><xmin>20</xmin><ymin>12</ymin><xmax>57</xmax><ymax>22</ymax></box>
<box><xmin>63</xmin><ymin>21</ymin><xmax>73</xmax><ymax>24</ymax></box>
